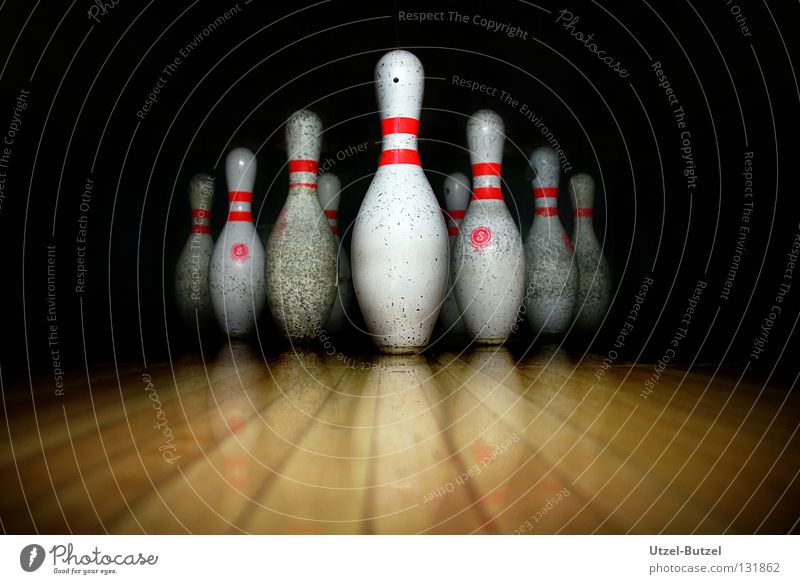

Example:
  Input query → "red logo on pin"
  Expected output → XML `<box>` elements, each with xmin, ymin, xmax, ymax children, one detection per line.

<box><xmin>469</xmin><ymin>226</ymin><xmax>492</xmax><ymax>251</ymax></box>
<box><xmin>230</xmin><ymin>243</ymin><xmax>250</xmax><ymax>262</ymax></box>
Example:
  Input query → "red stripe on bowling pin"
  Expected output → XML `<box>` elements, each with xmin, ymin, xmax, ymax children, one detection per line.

<box><xmin>381</xmin><ymin>117</ymin><xmax>419</xmax><ymax>136</ymax></box>
<box><xmin>471</xmin><ymin>162</ymin><xmax>501</xmax><ymax>177</ymax></box>
<box><xmin>288</xmin><ymin>159</ymin><xmax>319</xmax><ymax>191</ymax></box>
<box><xmin>228</xmin><ymin>211</ymin><xmax>252</xmax><ymax>222</ymax></box>
<box><xmin>573</xmin><ymin>208</ymin><xmax>593</xmax><ymax>217</ymax></box>
<box><xmin>191</xmin><ymin>208</ymin><xmax>211</xmax><ymax>233</ymax></box>
<box><xmin>379</xmin><ymin>148</ymin><xmax>421</xmax><ymax>166</ymax></box>
<box><xmin>229</xmin><ymin>191</ymin><xmax>252</xmax><ymax>202</ymax></box>
<box><xmin>472</xmin><ymin>186</ymin><xmax>503</xmax><ymax>200</ymax></box>
<box><xmin>227</xmin><ymin>191</ymin><xmax>253</xmax><ymax>222</ymax></box>
<box><xmin>533</xmin><ymin>187</ymin><xmax>558</xmax><ymax>199</ymax></box>
<box><xmin>288</xmin><ymin>160</ymin><xmax>319</xmax><ymax>173</ymax></box>
<box><xmin>471</xmin><ymin>159</ymin><xmax>503</xmax><ymax>201</ymax></box>
<box><xmin>534</xmin><ymin>188</ymin><xmax>558</xmax><ymax>216</ymax></box>
<box><xmin>379</xmin><ymin>116</ymin><xmax>421</xmax><ymax>166</ymax></box>
<box><xmin>323</xmin><ymin>206</ymin><xmax>339</xmax><ymax>236</ymax></box>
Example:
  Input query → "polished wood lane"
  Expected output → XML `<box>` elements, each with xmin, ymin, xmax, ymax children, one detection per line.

<box><xmin>1</xmin><ymin>345</ymin><xmax>798</xmax><ymax>534</ymax></box>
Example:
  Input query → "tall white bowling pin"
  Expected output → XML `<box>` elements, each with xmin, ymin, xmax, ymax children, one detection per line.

<box><xmin>317</xmin><ymin>173</ymin><xmax>353</xmax><ymax>334</ymax></box>
<box><xmin>175</xmin><ymin>173</ymin><xmax>215</xmax><ymax>331</ymax></box>
<box><xmin>209</xmin><ymin>147</ymin><xmax>266</xmax><ymax>338</ymax></box>
<box><xmin>524</xmin><ymin>146</ymin><xmax>578</xmax><ymax>335</ymax></box>
<box><xmin>452</xmin><ymin>110</ymin><xmax>525</xmax><ymax>344</ymax></box>
<box><xmin>266</xmin><ymin>110</ymin><xmax>337</xmax><ymax>341</ymax></box>
<box><xmin>569</xmin><ymin>172</ymin><xmax>612</xmax><ymax>330</ymax></box>
<box><xmin>351</xmin><ymin>50</ymin><xmax>448</xmax><ymax>354</ymax></box>
<box><xmin>437</xmin><ymin>172</ymin><xmax>470</xmax><ymax>334</ymax></box>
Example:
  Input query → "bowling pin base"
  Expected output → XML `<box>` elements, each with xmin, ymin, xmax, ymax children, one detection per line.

<box><xmin>374</xmin><ymin>345</ymin><xmax>427</xmax><ymax>355</ymax></box>
<box><xmin>475</xmin><ymin>337</ymin><xmax>507</xmax><ymax>345</ymax></box>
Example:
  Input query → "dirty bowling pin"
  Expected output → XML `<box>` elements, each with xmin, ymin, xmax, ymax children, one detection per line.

<box><xmin>569</xmin><ymin>172</ymin><xmax>612</xmax><ymax>331</ymax></box>
<box><xmin>351</xmin><ymin>49</ymin><xmax>448</xmax><ymax>354</ymax></box>
<box><xmin>175</xmin><ymin>173</ymin><xmax>215</xmax><ymax>331</ymax></box>
<box><xmin>317</xmin><ymin>173</ymin><xmax>353</xmax><ymax>334</ymax></box>
<box><xmin>452</xmin><ymin>109</ymin><xmax>524</xmax><ymax>344</ymax></box>
<box><xmin>209</xmin><ymin>147</ymin><xmax>266</xmax><ymax>338</ymax></box>
<box><xmin>437</xmin><ymin>172</ymin><xmax>470</xmax><ymax>335</ymax></box>
<box><xmin>266</xmin><ymin>110</ymin><xmax>337</xmax><ymax>341</ymax></box>
<box><xmin>524</xmin><ymin>146</ymin><xmax>578</xmax><ymax>336</ymax></box>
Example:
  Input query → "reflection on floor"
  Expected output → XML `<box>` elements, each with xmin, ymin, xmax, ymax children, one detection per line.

<box><xmin>1</xmin><ymin>343</ymin><xmax>798</xmax><ymax>534</ymax></box>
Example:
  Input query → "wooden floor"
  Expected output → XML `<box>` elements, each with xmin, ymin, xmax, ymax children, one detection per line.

<box><xmin>1</xmin><ymin>343</ymin><xmax>798</xmax><ymax>534</ymax></box>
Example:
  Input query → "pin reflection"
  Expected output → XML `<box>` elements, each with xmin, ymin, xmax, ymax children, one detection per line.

<box><xmin>353</xmin><ymin>355</ymin><xmax>458</xmax><ymax>533</ymax></box>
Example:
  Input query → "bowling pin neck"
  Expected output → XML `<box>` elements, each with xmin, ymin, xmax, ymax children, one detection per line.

<box><xmin>573</xmin><ymin>206</ymin><xmax>595</xmax><ymax>230</ymax></box>
<box><xmin>324</xmin><ymin>208</ymin><xmax>339</xmax><ymax>236</ymax></box>
<box><xmin>471</xmin><ymin>161</ymin><xmax>503</xmax><ymax>202</ymax></box>
<box><xmin>374</xmin><ymin>51</ymin><xmax>425</xmax><ymax>168</ymax></box>
<box><xmin>189</xmin><ymin>174</ymin><xmax>213</xmax><ymax>234</ymax></box>
<box><xmin>227</xmin><ymin>190</ymin><xmax>253</xmax><ymax>223</ymax></box>
<box><xmin>568</xmin><ymin>172</ymin><xmax>595</xmax><ymax>220</ymax></box>
<box><xmin>445</xmin><ymin>208</ymin><xmax>465</xmax><ymax>237</ymax></box>
<box><xmin>443</xmin><ymin>171</ymin><xmax>470</xmax><ymax>236</ymax></box>
<box><xmin>572</xmin><ymin>211</ymin><xmax>600</xmax><ymax>250</ymax></box>
<box><xmin>288</xmin><ymin>159</ymin><xmax>319</xmax><ymax>192</ymax></box>
<box><xmin>317</xmin><ymin>173</ymin><xmax>341</xmax><ymax>235</ymax></box>
<box><xmin>191</xmin><ymin>207</ymin><xmax>212</xmax><ymax>234</ymax></box>
<box><xmin>378</xmin><ymin>116</ymin><xmax>420</xmax><ymax>166</ymax></box>
<box><xmin>533</xmin><ymin>186</ymin><xmax>559</xmax><ymax>217</ymax></box>
<box><xmin>286</xmin><ymin>110</ymin><xmax>322</xmax><ymax>193</ymax></box>
<box><xmin>468</xmin><ymin>112</ymin><xmax>504</xmax><ymax>202</ymax></box>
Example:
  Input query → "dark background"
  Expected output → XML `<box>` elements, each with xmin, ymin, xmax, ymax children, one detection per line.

<box><xmin>0</xmin><ymin>0</ymin><xmax>797</xmax><ymax>382</ymax></box>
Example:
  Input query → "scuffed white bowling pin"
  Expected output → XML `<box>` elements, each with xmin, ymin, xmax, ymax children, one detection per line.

<box><xmin>351</xmin><ymin>50</ymin><xmax>448</xmax><ymax>354</ymax></box>
<box><xmin>569</xmin><ymin>172</ymin><xmax>612</xmax><ymax>331</ymax></box>
<box><xmin>266</xmin><ymin>110</ymin><xmax>337</xmax><ymax>341</ymax></box>
<box><xmin>317</xmin><ymin>173</ymin><xmax>353</xmax><ymax>334</ymax></box>
<box><xmin>209</xmin><ymin>148</ymin><xmax>266</xmax><ymax>338</ymax></box>
<box><xmin>452</xmin><ymin>109</ymin><xmax>525</xmax><ymax>344</ymax></box>
<box><xmin>524</xmin><ymin>146</ymin><xmax>578</xmax><ymax>335</ymax></box>
<box><xmin>438</xmin><ymin>172</ymin><xmax>470</xmax><ymax>334</ymax></box>
<box><xmin>175</xmin><ymin>173</ymin><xmax>215</xmax><ymax>331</ymax></box>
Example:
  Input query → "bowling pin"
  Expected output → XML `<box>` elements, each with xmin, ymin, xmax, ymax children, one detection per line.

<box><xmin>209</xmin><ymin>147</ymin><xmax>266</xmax><ymax>338</ymax></box>
<box><xmin>317</xmin><ymin>173</ymin><xmax>354</xmax><ymax>334</ymax></box>
<box><xmin>266</xmin><ymin>110</ymin><xmax>337</xmax><ymax>341</ymax></box>
<box><xmin>438</xmin><ymin>172</ymin><xmax>470</xmax><ymax>334</ymax></box>
<box><xmin>351</xmin><ymin>50</ymin><xmax>448</xmax><ymax>354</ymax></box>
<box><xmin>569</xmin><ymin>172</ymin><xmax>612</xmax><ymax>330</ymax></box>
<box><xmin>452</xmin><ymin>109</ymin><xmax>525</xmax><ymax>344</ymax></box>
<box><xmin>523</xmin><ymin>146</ymin><xmax>578</xmax><ymax>336</ymax></box>
<box><xmin>175</xmin><ymin>173</ymin><xmax>215</xmax><ymax>331</ymax></box>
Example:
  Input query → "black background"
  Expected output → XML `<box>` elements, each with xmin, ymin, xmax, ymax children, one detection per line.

<box><xmin>0</xmin><ymin>0</ymin><xmax>798</xmax><ymax>383</ymax></box>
